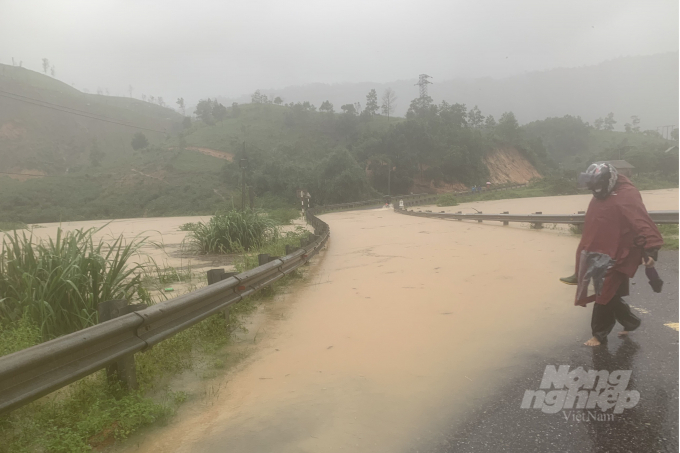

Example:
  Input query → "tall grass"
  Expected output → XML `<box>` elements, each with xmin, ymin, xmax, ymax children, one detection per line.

<box><xmin>187</xmin><ymin>210</ymin><xmax>279</xmax><ymax>254</ymax></box>
<box><xmin>0</xmin><ymin>227</ymin><xmax>147</xmax><ymax>340</ymax></box>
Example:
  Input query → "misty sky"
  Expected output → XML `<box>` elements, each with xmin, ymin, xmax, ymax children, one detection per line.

<box><xmin>2</xmin><ymin>0</ymin><xmax>678</xmax><ymax>105</ymax></box>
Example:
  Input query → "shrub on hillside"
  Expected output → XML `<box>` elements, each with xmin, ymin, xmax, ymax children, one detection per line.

<box><xmin>131</xmin><ymin>132</ymin><xmax>149</xmax><ymax>150</ymax></box>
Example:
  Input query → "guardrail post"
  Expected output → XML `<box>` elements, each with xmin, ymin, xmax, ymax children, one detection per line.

<box><xmin>258</xmin><ymin>254</ymin><xmax>270</xmax><ymax>266</ymax></box>
<box><xmin>574</xmin><ymin>211</ymin><xmax>585</xmax><ymax>233</ymax></box>
<box><xmin>207</xmin><ymin>269</ymin><xmax>237</xmax><ymax>332</ymax></box>
<box><xmin>502</xmin><ymin>211</ymin><xmax>509</xmax><ymax>226</ymax></box>
<box><xmin>98</xmin><ymin>300</ymin><xmax>140</xmax><ymax>389</ymax></box>
<box><xmin>531</xmin><ymin>212</ymin><xmax>543</xmax><ymax>229</ymax></box>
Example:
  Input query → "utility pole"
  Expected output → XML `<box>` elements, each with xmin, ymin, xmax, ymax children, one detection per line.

<box><xmin>387</xmin><ymin>165</ymin><xmax>391</xmax><ymax>198</ymax></box>
<box><xmin>239</xmin><ymin>142</ymin><xmax>248</xmax><ymax>212</ymax></box>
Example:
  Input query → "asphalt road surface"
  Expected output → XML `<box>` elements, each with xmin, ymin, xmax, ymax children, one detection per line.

<box><xmin>410</xmin><ymin>251</ymin><xmax>678</xmax><ymax>453</ymax></box>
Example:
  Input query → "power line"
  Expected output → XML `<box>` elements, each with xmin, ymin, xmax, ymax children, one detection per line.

<box><xmin>0</xmin><ymin>171</ymin><xmax>46</xmax><ymax>177</ymax></box>
<box><xmin>0</xmin><ymin>170</ymin><xmax>184</xmax><ymax>182</ymax></box>
<box><xmin>0</xmin><ymin>90</ymin><xmax>168</xmax><ymax>133</ymax></box>
<box><xmin>0</xmin><ymin>89</ymin><xmax>157</xmax><ymax>124</ymax></box>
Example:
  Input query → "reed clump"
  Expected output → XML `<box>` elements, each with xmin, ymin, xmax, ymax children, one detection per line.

<box><xmin>187</xmin><ymin>210</ymin><xmax>279</xmax><ymax>254</ymax></box>
<box><xmin>0</xmin><ymin>227</ymin><xmax>147</xmax><ymax>341</ymax></box>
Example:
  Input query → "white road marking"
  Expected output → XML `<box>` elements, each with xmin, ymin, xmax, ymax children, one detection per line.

<box><xmin>664</xmin><ymin>323</ymin><xmax>679</xmax><ymax>331</ymax></box>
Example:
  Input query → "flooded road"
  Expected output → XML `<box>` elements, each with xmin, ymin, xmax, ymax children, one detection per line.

<box><xmin>113</xmin><ymin>189</ymin><xmax>676</xmax><ymax>453</ymax></box>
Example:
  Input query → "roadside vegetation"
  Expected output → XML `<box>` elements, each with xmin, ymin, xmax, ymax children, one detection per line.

<box><xmin>659</xmin><ymin>224</ymin><xmax>679</xmax><ymax>250</ymax></box>
<box><xmin>443</xmin><ymin>174</ymin><xmax>583</xmax><ymax>204</ymax></box>
<box><xmin>0</xmin><ymin>211</ymin><xmax>313</xmax><ymax>452</ymax></box>
<box><xmin>436</xmin><ymin>193</ymin><xmax>459</xmax><ymax>207</ymax></box>
<box><xmin>185</xmin><ymin>209</ymin><xmax>280</xmax><ymax>253</ymax></box>
<box><xmin>0</xmin><ymin>227</ymin><xmax>148</xmax><ymax>341</ymax></box>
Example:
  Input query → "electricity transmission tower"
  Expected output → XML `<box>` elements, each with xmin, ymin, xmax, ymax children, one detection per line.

<box><xmin>415</xmin><ymin>74</ymin><xmax>432</xmax><ymax>98</ymax></box>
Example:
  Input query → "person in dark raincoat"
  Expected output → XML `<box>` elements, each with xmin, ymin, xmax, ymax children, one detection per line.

<box><xmin>574</xmin><ymin>162</ymin><xmax>663</xmax><ymax>346</ymax></box>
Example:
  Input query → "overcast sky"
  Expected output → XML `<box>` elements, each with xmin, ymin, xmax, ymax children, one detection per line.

<box><xmin>1</xmin><ymin>0</ymin><xmax>678</xmax><ymax>105</ymax></box>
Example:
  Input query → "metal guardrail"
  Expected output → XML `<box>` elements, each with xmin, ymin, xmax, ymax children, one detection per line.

<box><xmin>0</xmin><ymin>210</ymin><xmax>330</xmax><ymax>415</ymax></box>
<box><xmin>391</xmin><ymin>188</ymin><xmax>679</xmax><ymax>226</ymax></box>
<box><xmin>315</xmin><ymin>193</ymin><xmax>436</xmax><ymax>213</ymax></box>
<box><xmin>314</xmin><ymin>184</ymin><xmax>527</xmax><ymax>212</ymax></box>
<box><xmin>313</xmin><ymin>194</ymin><xmax>418</xmax><ymax>213</ymax></box>
<box><xmin>395</xmin><ymin>206</ymin><xmax>680</xmax><ymax>226</ymax></box>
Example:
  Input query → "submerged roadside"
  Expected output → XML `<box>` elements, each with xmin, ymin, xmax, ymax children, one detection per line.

<box><xmin>0</xmin><ymin>213</ymin><xmax>316</xmax><ymax>453</ymax></box>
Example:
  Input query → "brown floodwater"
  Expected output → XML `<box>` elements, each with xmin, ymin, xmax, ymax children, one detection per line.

<box><xmin>2</xmin><ymin>215</ymin><xmax>309</xmax><ymax>298</ymax></box>
<box><xmin>4</xmin><ymin>190</ymin><xmax>675</xmax><ymax>452</ymax></box>
<box><xmin>110</xmin><ymin>189</ymin><xmax>677</xmax><ymax>453</ymax></box>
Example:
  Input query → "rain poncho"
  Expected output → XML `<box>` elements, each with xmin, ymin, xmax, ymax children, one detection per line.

<box><xmin>574</xmin><ymin>175</ymin><xmax>663</xmax><ymax>306</ymax></box>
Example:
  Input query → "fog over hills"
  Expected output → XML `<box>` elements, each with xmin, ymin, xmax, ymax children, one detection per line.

<box><xmin>216</xmin><ymin>52</ymin><xmax>678</xmax><ymax>132</ymax></box>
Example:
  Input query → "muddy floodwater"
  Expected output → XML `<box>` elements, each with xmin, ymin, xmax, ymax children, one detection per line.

<box><xmin>2</xmin><ymin>215</ymin><xmax>309</xmax><ymax>297</ymax></box>
<box><xmin>6</xmin><ymin>190</ymin><xmax>676</xmax><ymax>452</ymax></box>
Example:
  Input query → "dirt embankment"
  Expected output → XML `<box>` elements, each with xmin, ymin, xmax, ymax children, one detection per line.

<box><xmin>185</xmin><ymin>147</ymin><xmax>234</xmax><ymax>161</ymax></box>
<box><xmin>411</xmin><ymin>146</ymin><xmax>541</xmax><ymax>193</ymax></box>
<box><xmin>483</xmin><ymin>147</ymin><xmax>541</xmax><ymax>184</ymax></box>
<box><xmin>0</xmin><ymin>121</ymin><xmax>25</xmax><ymax>140</ymax></box>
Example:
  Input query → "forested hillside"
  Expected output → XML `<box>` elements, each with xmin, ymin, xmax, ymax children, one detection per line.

<box><xmin>0</xmin><ymin>66</ymin><xmax>676</xmax><ymax>225</ymax></box>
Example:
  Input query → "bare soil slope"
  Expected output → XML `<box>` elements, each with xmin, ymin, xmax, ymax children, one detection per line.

<box><xmin>483</xmin><ymin>147</ymin><xmax>542</xmax><ymax>184</ymax></box>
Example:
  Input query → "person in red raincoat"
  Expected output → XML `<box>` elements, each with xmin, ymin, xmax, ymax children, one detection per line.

<box><xmin>574</xmin><ymin>162</ymin><xmax>663</xmax><ymax>346</ymax></box>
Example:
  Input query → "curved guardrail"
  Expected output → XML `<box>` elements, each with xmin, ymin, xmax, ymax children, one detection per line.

<box><xmin>0</xmin><ymin>210</ymin><xmax>329</xmax><ymax>415</ymax></box>
<box><xmin>395</xmin><ymin>207</ymin><xmax>679</xmax><ymax>225</ymax></box>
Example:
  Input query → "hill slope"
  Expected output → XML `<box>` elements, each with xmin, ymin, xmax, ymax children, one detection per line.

<box><xmin>0</xmin><ymin>76</ymin><xmax>674</xmax><ymax>224</ymax></box>
<box><xmin>0</xmin><ymin>64</ymin><xmax>182</xmax><ymax>174</ymax></box>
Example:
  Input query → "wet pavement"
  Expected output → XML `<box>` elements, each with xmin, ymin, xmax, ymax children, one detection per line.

<box><xmin>411</xmin><ymin>251</ymin><xmax>678</xmax><ymax>453</ymax></box>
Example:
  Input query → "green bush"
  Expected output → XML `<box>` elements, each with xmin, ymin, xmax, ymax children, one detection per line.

<box><xmin>436</xmin><ymin>193</ymin><xmax>459</xmax><ymax>207</ymax></box>
<box><xmin>0</xmin><ymin>227</ymin><xmax>147</xmax><ymax>341</ymax></box>
<box><xmin>178</xmin><ymin>222</ymin><xmax>199</xmax><ymax>232</ymax></box>
<box><xmin>267</xmin><ymin>208</ymin><xmax>300</xmax><ymax>225</ymax></box>
<box><xmin>188</xmin><ymin>210</ymin><xmax>279</xmax><ymax>254</ymax></box>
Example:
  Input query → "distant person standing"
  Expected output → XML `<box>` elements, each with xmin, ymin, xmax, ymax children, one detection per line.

<box><xmin>486</xmin><ymin>181</ymin><xmax>491</xmax><ymax>190</ymax></box>
<box><xmin>572</xmin><ymin>162</ymin><xmax>663</xmax><ymax>346</ymax></box>
<box><xmin>399</xmin><ymin>199</ymin><xmax>404</xmax><ymax>209</ymax></box>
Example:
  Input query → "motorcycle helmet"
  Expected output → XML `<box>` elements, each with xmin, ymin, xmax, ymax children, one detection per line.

<box><xmin>577</xmin><ymin>162</ymin><xmax>618</xmax><ymax>199</ymax></box>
